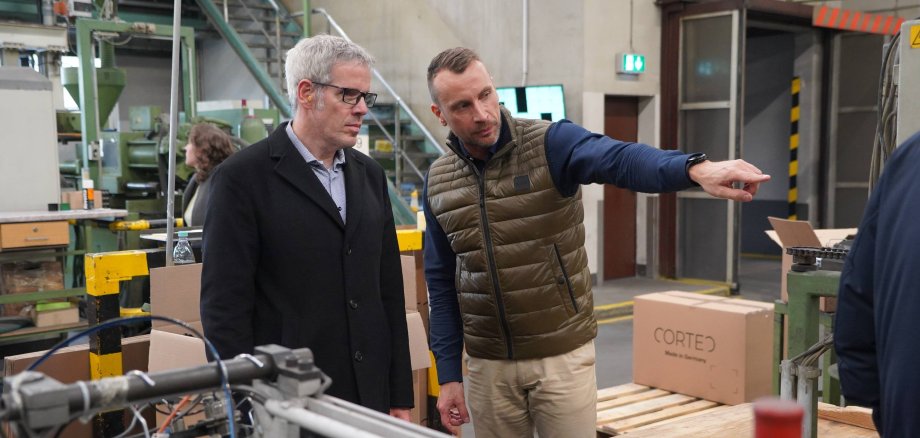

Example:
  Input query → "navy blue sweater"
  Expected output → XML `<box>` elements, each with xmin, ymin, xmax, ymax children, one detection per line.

<box><xmin>835</xmin><ymin>131</ymin><xmax>920</xmax><ymax>437</ymax></box>
<box><xmin>423</xmin><ymin>117</ymin><xmax>696</xmax><ymax>384</ymax></box>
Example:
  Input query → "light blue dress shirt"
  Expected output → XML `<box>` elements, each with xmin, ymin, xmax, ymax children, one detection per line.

<box><xmin>286</xmin><ymin>122</ymin><xmax>347</xmax><ymax>223</ymax></box>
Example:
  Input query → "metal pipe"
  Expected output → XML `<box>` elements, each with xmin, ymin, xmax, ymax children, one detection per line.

<box><xmin>796</xmin><ymin>364</ymin><xmax>821</xmax><ymax>438</ymax></box>
<box><xmin>312</xmin><ymin>8</ymin><xmax>445</xmax><ymax>155</ymax></box>
<box><xmin>90</xmin><ymin>38</ymin><xmax>104</xmax><ymax>185</ymax></box>
<box><xmin>109</xmin><ymin>218</ymin><xmax>185</xmax><ymax>231</ymax></box>
<box><xmin>2</xmin><ymin>351</ymin><xmax>292</xmax><ymax>424</ymax></box>
<box><xmin>264</xmin><ymin>400</ymin><xmax>378</xmax><ymax>438</ymax></box>
<box><xmin>165</xmin><ymin>0</ymin><xmax>183</xmax><ymax>266</ymax></box>
<box><xmin>521</xmin><ymin>0</ymin><xmax>528</xmax><ymax>86</ymax></box>
<box><xmin>394</xmin><ymin>105</ymin><xmax>402</xmax><ymax>190</ymax></box>
<box><xmin>302</xmin><ymin>0</ymin><xmax>311</xmax><ymax>36</ymax></box>
<box><xmin>779</xmin><ymin>360</ymin><xmax>795</xmax><ymax>400</ymax></box>
<box><xmin>773</xmin><ymin>309</ymin><xmax>786</xmax><ymax>393</ymax></box>
<box><xmin>276</xmin><ymin>13</ymin><xmax>282</xmax><ymax>89</ymax></box>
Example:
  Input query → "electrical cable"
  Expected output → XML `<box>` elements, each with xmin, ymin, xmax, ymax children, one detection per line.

<box><xmin>230</xmin><ymin>385</ymin><xmax>270</xmax><ymax>405</ymax></box>
<box><xmin>23</xmin><ymin>315</ymin><xmax>236</xmax><ymax>438</ymax></box>
<box><xmin>113</xmin><ymin>405</ymin><xmax>150</xmax><ymax>438</ymax></box>
<box><xmin>157</xmin><ymin>394</ymin><xmax>191</xmax><ymax>433</ymax></box>
<box><xmin>175</xmin><ymin>394</ymin><xmax>205</xmax><ymax>420</ymax></box>
<box><xmin>94</xmin><ymin>33</ymin><xmax>134</xmax><ymax>47</ymax></box>
<box><xmin>869</xmin><ymin>31</ymin><xmax>901</xmax><ymax>191</ymax></box>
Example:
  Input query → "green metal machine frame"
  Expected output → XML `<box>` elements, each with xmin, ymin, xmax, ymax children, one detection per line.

<box><xmin>74</xmin><ymin>18</ymin><xmax>197</xmax><ymax>183</ymax></box>
<box><xmin>773</xmin><ymin>269</ymin><xmax>841</xmax><ymax>404</ymax></box>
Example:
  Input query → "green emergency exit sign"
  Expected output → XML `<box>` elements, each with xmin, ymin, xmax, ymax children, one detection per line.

<box><xmin>617</xmin><ymin>53</ymin><xmax>646</xmax><ymax>75</ymax></box>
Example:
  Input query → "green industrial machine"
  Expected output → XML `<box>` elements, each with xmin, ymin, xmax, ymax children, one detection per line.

<box><xmin>60</xmin><ymin>17</ymin><xmax>197</xmax><ymax>210</ymax></box>
<box><xmin>197</xmin><ymin>104</ymin><xmax>278</xmax><ymax>145</ymax></box>
<box><xmin>772</xmin><ymin>246</ymin><xmax>850</xmax><ymax>438</ymax></box>
<box><xmin>52</xmin><ymin>16</ymin><xmax>202</xmax><ymax>254</ymax></box>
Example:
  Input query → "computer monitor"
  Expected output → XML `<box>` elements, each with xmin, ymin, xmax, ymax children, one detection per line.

<box><xmin>496</xmin><ymin>84</ymin><xmax>566</xmax><ymax>122</ymax></box>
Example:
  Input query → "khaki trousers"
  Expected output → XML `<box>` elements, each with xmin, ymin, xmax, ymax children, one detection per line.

<box><xmin>466</xmin><ymin>341</ymin><xmax>597</xmax><ymax>438</ymax></box>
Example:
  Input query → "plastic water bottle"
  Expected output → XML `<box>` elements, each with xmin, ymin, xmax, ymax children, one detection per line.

<box><xmin>173</xmin><ymin>231</ymin><xmax>195</xmax><ymax>265</ymax></box>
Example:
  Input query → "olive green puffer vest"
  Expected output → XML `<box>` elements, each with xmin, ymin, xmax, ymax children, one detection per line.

<box><xmin>426</xmin><ymin>108</ymin><xmax>597</xmax><ymax>360</ymax></box>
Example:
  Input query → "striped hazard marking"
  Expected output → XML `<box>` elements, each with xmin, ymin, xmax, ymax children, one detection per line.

<box><xmin>813</xmin><ymin>5</ymin><xmax>905</xmax><ymax>36</ymax></box>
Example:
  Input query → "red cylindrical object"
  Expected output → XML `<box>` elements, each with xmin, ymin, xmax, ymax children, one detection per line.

<box><xmin>753</xmin><ymin>398</ymin><xmax>804</xmax><ymax>438</ymax></box>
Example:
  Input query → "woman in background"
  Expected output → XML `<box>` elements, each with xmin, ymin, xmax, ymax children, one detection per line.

<box><xmin>182</xmin><ymin>123</ymin><xmax>236</xmax><ymax>226</ymax></box>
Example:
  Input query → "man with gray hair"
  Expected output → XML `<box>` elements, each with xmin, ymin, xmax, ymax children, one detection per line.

<box><xmin>201</xmin><ymin>35</ymin><xmax>413</xmax><ymax>419</ymax></box>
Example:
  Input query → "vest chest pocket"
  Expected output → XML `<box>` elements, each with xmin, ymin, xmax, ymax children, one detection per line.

<box><xmin>550</xmin><ymin>244</ymin><xmax>578</xmax><ymax>316</ymax></box>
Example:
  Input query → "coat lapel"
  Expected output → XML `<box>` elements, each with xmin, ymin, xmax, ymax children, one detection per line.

<box><xmin>343</xmin><ymin>148</ymin><xmax>365</xmax><ymax>240</ymax></box>
<box><xmin>270</xmin><ymin>123</ymin><xmax>345</xmax><ymax>228</ymax></box>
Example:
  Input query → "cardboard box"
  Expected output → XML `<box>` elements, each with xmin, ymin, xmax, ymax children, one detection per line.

<box><xmin>61</xmin><ymin>190</ymin><xmax>84</xmax><ymax>210</ymax></box>
<box><xmin>31</xmin><ymin>305</ymin><xmax>79</xmax><ymax>327</ymax></box>
<box><xmin>150</xmin><ymin>263</ymin><xmax>203</xmax><ymax>332</ymax></box>
<box><xmin>148</xmin><ymin>264</ymin><xmax>207</xmax><ymax>367</ymax></box>
<box><xmin>417</xmin><ymin>302</ymin><xmax>430</xmax><ymax>335</ymax></box>
<box><xmin>149</xmin><ymin>263</ymin><xmax>216</xmax><ymax>428</ymax></box>
<box><xmin>3</xmin><ymin>336</ymin><xmax>152</xmax><ymax>438</ymax></box>
<box><xmin>410</xmin><ymin>369</ymin><xmax>429</xmax><ymax>425</ymax></box>
<box><xmin>633</xmin><ymin>291</ymin><xmax>774</xmax><ymax>405</ymax></box>
<box><xmin>406</xmin><ymin>310</ymin><xmax>431</xmax><ymax>371</ymax></box>
<box><xmin>402</xmin><ymin>255</ymin><xmax>418</xmax><ymax>311</ymax></box>
<box><xmin>150</xmin><ymin>264</ymin><xmax>431</xmax><ymax>400</ymax></box>
<box><xmin>766</xmin><ymin>217</ymin><xmax>856</xmax><ymax>311</ymax></box>
<box><xmin>400</xmin><ymin>252</ymin><xmax>429</xmax><ymax>310</ymax></box>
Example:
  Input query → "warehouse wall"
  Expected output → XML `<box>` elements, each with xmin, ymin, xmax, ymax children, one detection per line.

<box><xmin>198</xmin><ymin>38</ymin><xmax>265</xmax><ymax>104</ymax></box>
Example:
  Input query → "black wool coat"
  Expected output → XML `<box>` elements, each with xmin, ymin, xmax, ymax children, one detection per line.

<box><xmin>200</xmin><ymin>122</ymin><xmax>413</xmax><ymax>411</ymax></box>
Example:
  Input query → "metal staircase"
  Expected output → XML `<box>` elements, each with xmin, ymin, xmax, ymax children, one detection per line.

<box><xmin>212</xmin><ymin>0</ymin><xmax>300</xmax><ymax>94</ymax></box>
<box><xmin>196</xmin><ymin>2</ymin><xmax>445</xmax><ymax>223</ymax></box>
<box><xmin>195</xmin><ymin>0</ymin><xmax>293</xmax><ymax>116</ymax></box>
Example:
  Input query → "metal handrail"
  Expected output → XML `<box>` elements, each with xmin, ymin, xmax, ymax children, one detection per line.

<box><xmin>311</xmin><ymin>7</ymin><xmax>446</xmax><ymax>156</ymax></box>
<box><xmin>364</xmin><ymin>110</ymin><xmax>425</xmax><ymax>182</ymax></box>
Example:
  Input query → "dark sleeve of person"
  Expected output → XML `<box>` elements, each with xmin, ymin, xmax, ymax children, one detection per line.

<box><xmin>422</xmin><ymin>174</ymin><xmax>465</xmax><ymax>384</ymax></box>
<box><xmin>200</xmin><ymin>164</ymin><xmax>258</xmax><ymax>359</ymax></box>
<box><xmin>544</xmin><ymin>120</ymin><xmax>695</xmax><ymax>197</ymax></box>
<box><xmin>379</xmin><ymin>172</ymin><xmax>414</xmax><ymax>409</ymax></box>
<box><xmin>833</xmin><ymin>179</ymin><xmax>881</xmax><ymax>409</ymax></box>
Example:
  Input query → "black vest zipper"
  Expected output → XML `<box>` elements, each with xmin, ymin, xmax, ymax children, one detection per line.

<box><xmin>464</xmin><ymin>154</ymin><xmax>515</xmax><ymax>359</ymax></box>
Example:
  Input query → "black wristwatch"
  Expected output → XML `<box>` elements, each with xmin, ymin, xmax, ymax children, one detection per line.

<box><xmin>685</xmin><ymin>153</ymin><xmax>709</xmax><ymax>185</ymax></box>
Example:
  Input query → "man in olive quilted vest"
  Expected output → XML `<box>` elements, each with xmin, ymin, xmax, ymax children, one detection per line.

<box><xmin>423</xmin><ymin>47</ymin><xmax>770</xmax><ymax>437</ymax></box>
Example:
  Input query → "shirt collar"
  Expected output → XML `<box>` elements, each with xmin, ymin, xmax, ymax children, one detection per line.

<box><xmin>285</xmin><ymin>121</ymin><xmax>346</xmax><ymax>169</ymax></box>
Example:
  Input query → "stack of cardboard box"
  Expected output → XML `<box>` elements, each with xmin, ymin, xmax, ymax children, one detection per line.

<box><xmin>148</xmin><ymin>261</ymin><xmax>434</xmax><ymax>427</ymax></box>
<box><xmin>401</xmin><ymin>253</ymin><xmax>432</xmax><ymax>426</ymax></box>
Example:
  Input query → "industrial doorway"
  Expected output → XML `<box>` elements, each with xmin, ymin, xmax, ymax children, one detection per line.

<box><xmin>660</xmin><ymin>0</ymin><xmax>820</xmax><ymax>289</ymax></box>
<box><xmin>602</xmin><ymin>96</ymin><xmax>639</xmax><ymax>280</ymax></box>
<box><xmin>675</xmin><ymin>10</ymin><xmax>744</xmax><ymax>286</ymax></box>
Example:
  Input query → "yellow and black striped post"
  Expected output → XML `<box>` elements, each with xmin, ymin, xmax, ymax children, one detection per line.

<box><xmin>85</xmin><ymin>251</ymin><xmax>149</xmax><ymax>436</ymax></box>
<box><xmin>788</xmin><ymin>77</ymin><xmax>800</xmax><ymax>220</ymax></box>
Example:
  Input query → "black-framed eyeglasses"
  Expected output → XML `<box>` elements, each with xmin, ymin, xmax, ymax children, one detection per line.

<box><xmin>312</xmin><ymin>81</ymin><xmax>378</xmax><ymax>108</ymax></box>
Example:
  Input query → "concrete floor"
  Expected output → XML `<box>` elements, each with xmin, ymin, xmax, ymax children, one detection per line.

<box><xmin>459</xmin><ymin>256</ymin><xmax>782</xmax><ymax>436</ymax></box>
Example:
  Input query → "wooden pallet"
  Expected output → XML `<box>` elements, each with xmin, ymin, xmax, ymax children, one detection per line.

<box><xmin>596</xmin><ymin>383</ymin><xmax>722</xmax><ymax>436</ymax></box>
<box><xmin>597</xmin><ymin>384</ymin><xmax>879</xmax><ymax>437</ymax></box>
